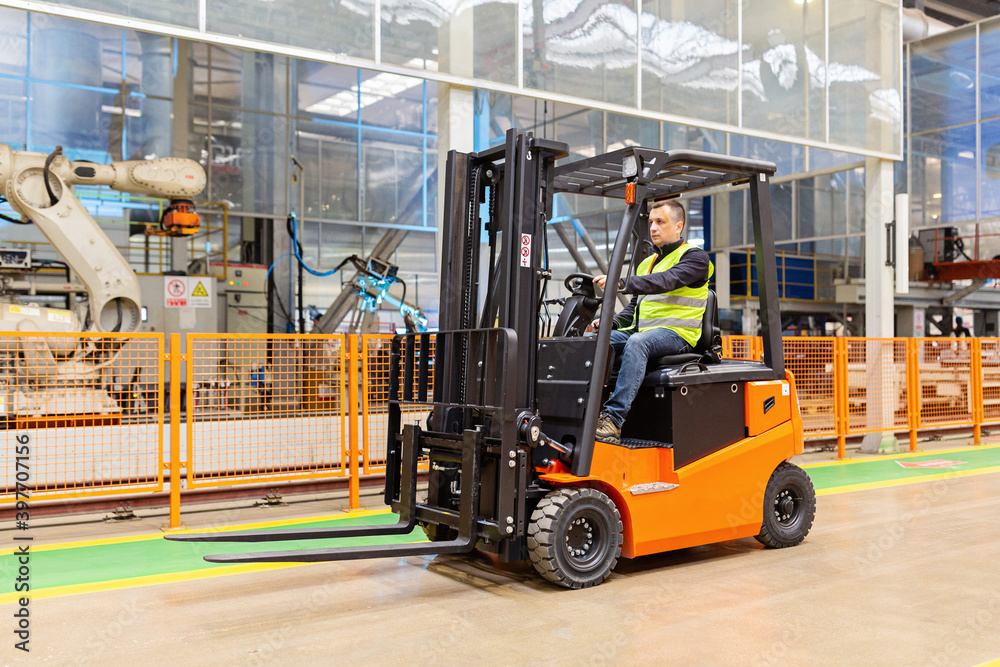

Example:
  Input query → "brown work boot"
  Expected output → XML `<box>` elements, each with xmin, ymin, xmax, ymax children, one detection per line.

<box><xmin>595</xmin><ymin>412</ymin><xmax>621</xmax><ymax>445</ymax></box>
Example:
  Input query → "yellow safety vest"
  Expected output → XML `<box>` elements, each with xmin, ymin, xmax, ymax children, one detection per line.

<box><xmin>619</xmin><ymin>243</ymin><xmax>714</xmax><ymax>347</ymax></box>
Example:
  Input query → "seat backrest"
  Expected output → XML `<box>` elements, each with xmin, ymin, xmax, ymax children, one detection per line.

<box><xmin>693</xmin><ymin>289</ymin><xmax>721</xmax><ymax>356</ymax></box>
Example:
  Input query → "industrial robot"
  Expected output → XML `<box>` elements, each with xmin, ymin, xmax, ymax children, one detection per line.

<box><xmin>0</xmin><ymin>144</ymin><xmax>206</xmax><ymax>418</ymax></box>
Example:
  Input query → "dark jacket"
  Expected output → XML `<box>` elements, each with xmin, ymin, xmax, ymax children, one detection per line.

<box><xmin>612</xmin><ymin>239</ymin><xmax>711</xmax><ymax>330</ymax></box>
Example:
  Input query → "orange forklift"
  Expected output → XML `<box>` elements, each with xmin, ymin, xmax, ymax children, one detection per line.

<box><xmin>168</xmin><ymin>129</ymin><xmax>816</xmax><ymax>588</ymax></box>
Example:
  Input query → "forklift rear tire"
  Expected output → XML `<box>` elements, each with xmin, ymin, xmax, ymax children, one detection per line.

<box><xmin>755</xmin><ymin>462</ymin><xmax>816</xmax><ymax>549</ymax></box>
<box><xmin>528</xmin><ymin>487</ymin><xmax>622</xmax><ymax>589</ymax></box>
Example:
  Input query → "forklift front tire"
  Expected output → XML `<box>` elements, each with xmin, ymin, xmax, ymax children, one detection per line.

<box><xmin>755</xmin><ymin>462</ymin><xmax>816</xmax><ymax>549</ymax></box>
<box><xmin>528</xmin><ymin>487</ymin><xmax>622</xmax><ymax>589</ymax></box>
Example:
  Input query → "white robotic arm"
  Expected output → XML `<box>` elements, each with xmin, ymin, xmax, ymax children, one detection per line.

<box><xmin>0</xmin><ymin>144</ymin><xmax>206</xmax><ymax>333</ymax></box>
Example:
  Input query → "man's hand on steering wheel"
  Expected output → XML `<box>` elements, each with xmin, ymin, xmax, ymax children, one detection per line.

<box><xmin>593</xmin><ymin>275</ymin><xmax>625</xmax><ymax>291</ymax></box>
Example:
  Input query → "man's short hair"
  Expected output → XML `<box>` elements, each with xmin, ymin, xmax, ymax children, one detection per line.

<box><xmin>650</xmin><ymin>199</ymin><xmax>685</xmax><ymax>227</ymax></box>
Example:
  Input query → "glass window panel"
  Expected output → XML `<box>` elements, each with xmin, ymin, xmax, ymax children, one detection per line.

<box><xmin>0</xmin><ymin>8</ymin><xmax>28</xmax><ymax>77</ymax></box>
<box><xmin>471</xmin><ymin>0</ymin><xmax>518</xmax><ymax>84</ymax></box>
<box><xmin>809</xmin><ymin>147</ymin><xmax>863</xmax><ymax>170</ymax></box>
<box><xmin>360</xmin><ymin>71</ymin><xmax>424</xmax><ymax>132</ymax></box>
<box><xmin>981</xmin><ymin>20</ymin><xmax>1000</xmax><ymax>121</ymax></box>
<box><xmin>126</xmin><ymin>95</ymin><xmax>173</xmax><ymax>159</ymax></box>
<box><xmin>301</xmin><ymin>220</ymin><xmax>321</xmax><ymax>267</ymax></box>
<box><xmin>910</xmin><ymin>26</ymin><xmax>976</xmax><ymax>134</ymax></box>
<box><xmin>295</xmin><ymin>120</ymin><xmax>359</xmax><ymax>221</ymax></box>
<box><xmin>392</xmin><ymin>230</ymin><xmax>438</xmax><ymax>315</ymax></box>
<box><xmin>204</xmin><ymin>46</ymin><xmax>288</xmax><ymax>113</ymax></box>
<box><xmin>640</xmin><ymin>0</ymin><xmax>738</xmax><ymax>126</ymax></box>
<box><xmin>741</xmin><ymin>0</ymin><xmax>825</xmax><ymax>142</ymax></box>
<box><xmin>606</xmin><ymin>112</ymin><xmax>658</xmax><ymax>152</ymax></box>
<box><xmin>664</xmin><ymin>123</ymin><xmax>724</xmax><ymax>153</ymax></box>
<box><xmin>729</xmin><ymin>135</ymin><xmax>803</xmax><ymax>179</ymax></box>
<box><xmin>980</xmin><ymin>119</ymin><xmax>1000</xmax><ymax>218</ymax></box>
<box><xmin>523</xmin><ymin>0</ymin><xmax>637</xmax><ymax>105</ymax></box>
<box><xmin>29</xmin><ymin>16</ymin><xmax>109</xmax><ymax>88</ymax></box>
<box><xmin>380</xmin><ymin>0</ymin><xmax>516</xmax><ymax>85</ymax></box>
<box><xmin>207</xmin><ymin>0</ymin><xmax>374</xmax><ymax>61</ymax></box>
<box><xmin>425</xmin><ymin>82</ymin><xmax>438</xmax><ymax>135</ymax></box>
<box><xmin>362</xmin><ymin>131</ymin><xmax>424</xmax><ymax>224</ymax></box>
<box><xmin>295</xmin><ymin>62</ymin><xmax>358</xmax><ymax>121</ymax></box>
<box><xmin>0</xmin><ymin>78</ymin><xmax>27</xmax><ymax>149</ymax></box>
<box><xmin>797</xmin><ymin>173</ymin><xmax>846</xmax><ymax>240</ymax></box>
<box><xmin>197</xmin><ymin>107</ymin><xmax>288</xmax><ymax>214</ymax></box>
<box><xmin>911</xmin><ymin>125</ymin><xmax>976</xmax><ymax>225</ymax></box>
<box><xmin>303</xmin><ymin>223</ymin><xmax>364</xmax><ymax>318</ymax></box>
<box><xmin>554</xmin><ymin>103</ymin><xmax>604</xmax><ymax>160</ymax></box>
<box><xmin>708</xmin><ymin>192</ymin><xmax>736</xmax><ymax>248</ymax></box>
<box><xmin>30</xmin><ymin>82</ymin><xmax>114</xmax><ymax>155</ymax></box>
<box><xmin>828</xmin><ymin>0</ymin><xmax>900</xmax><ymax>155</ymax></box>
<box><xmin>426</xmin><ymin>136</ymin><xmax>438</xmax><ymax>226</ymax></box>
<box><xmin>48</xmin><ymin>0</ymin><xmax>199</xmax><ymax>29</ymax></box>
<box><xmin>191</xmin><ymin>42</ymin><xmax>211</xmax><ymax>106</ymax></box>
<box><xmin>725</xmin><ymin>190</ymin><xmax>746</xmax><ymax>247</ymax></box>
<box><xmin>772</xmin><ymin>182</ymin><xmax>792</xmax><ymax>242</ymax></box>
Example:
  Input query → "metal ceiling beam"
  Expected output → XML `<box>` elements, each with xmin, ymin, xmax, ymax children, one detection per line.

<box><xmin>925</xmin><ymin>0</ymin><xmax>999</xmax><ymax>22</ymax></box>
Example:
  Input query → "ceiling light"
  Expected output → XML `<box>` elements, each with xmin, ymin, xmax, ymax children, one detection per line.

<box><xmin>932</xmin><ymin>193</ymin><xmax>942</xmax><ymax>199</ymax></box>
<box><xmin>958</xmin><ymin>151</ymin><xmax>975</xmax><ymax>159</ymax></box>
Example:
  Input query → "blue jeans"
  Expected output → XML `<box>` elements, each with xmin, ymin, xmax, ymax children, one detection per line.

<box><xmin>603</xmin><ymin>327</ymin><xmax>691</xmax><ymax>427</ymax></box>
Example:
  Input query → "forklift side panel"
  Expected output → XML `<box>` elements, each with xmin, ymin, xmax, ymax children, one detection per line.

<box><xmin>540</xmin><ymin>422</ymin><xmax>797</xmax><ymax>558</ymax></box>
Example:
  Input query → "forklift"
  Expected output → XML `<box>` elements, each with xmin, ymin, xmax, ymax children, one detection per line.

<box><xmin>168</xmin><ymin>129</ymin><xmax>816</xmax><ymax>589</ymax></box>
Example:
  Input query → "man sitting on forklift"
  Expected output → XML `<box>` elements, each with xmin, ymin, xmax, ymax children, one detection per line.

<box><xmin>590</xmin><ymin>199</ymin><xmax>713</xmax><ymax>444</ymax></box>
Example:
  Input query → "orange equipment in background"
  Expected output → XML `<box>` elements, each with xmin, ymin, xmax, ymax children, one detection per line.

<box><xmin>147</xmin><ymin>199</ymin><xmax>200</xmax><ymax>237</ymax></box>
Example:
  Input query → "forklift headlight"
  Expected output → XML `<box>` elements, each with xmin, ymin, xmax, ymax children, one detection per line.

<box><xmin>622</xmin><ymin>154</ymin><xmax>638</xmax><ymax>179</ymax></box>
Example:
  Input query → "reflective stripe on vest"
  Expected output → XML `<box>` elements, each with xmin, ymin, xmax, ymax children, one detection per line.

<box><xmin>619</xmin><ymin>243</ymin><xmax>714</xmax><ymax>347</ymax></box>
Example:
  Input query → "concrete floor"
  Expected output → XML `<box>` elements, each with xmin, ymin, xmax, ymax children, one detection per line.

<box><xmin>7</xmin><ymin>450</ymin><xmax>1000</xmax><ymax>666</ymax></box>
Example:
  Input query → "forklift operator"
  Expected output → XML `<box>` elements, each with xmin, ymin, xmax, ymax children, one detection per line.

<box><xmin>590</xmin><ymin>199</ymin><xmax>714</xmax><ymax>444</ymax></box>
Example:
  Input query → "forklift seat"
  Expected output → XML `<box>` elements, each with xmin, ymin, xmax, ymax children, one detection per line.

<box><xmin>647</xmin><ymin>289</ymin><xmax>722</xmax><ymax>369</ymax></box>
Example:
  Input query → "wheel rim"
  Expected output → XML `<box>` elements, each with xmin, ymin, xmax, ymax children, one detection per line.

<box><xmin>562</xmin><ymin>509</ymin><xmax>608</xmax><ymax>572</ymax></box>
<box><xmin>772</xmin><ymin>487</ymin><xmax>804</xmax><ymax>528</ymax></box>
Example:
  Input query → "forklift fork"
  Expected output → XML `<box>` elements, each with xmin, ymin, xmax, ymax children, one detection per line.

<box><xmin>165</xmin><ymin>425</ymin><xmax>482</xmax><ymax>563</ymax></box>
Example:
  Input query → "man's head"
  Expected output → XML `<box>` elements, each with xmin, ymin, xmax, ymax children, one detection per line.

<box><xmin>648</xmin><ymin>199</ymin><xmax>685</xmax><ymax>247</ymax></box>
<box><xmin>649</xmin><ymin>199</ymin><xmax>685</xmax><ymax>247</ymax></box>
<box><xmin>956</xmin><ymin>316</ymin><xmax>964</xmax><ymax>326</ymax></box>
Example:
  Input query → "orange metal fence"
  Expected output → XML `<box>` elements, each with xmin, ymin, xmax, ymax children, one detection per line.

<box><xmin>0</xmin><ymin>330</ymin><xmax>164</xmax><ymax>502</ymax></box>
<box><xmin>185</xmin><ymin>334</ymin><xmax>348</xmax><ymax>488</ymax></box>
<box><xmin>360</xmin><ymin>334</ymin><xmax>434</xmax><ymax>474</ymax></box>
<box><xmin>3</xmin><ymin>331</ymin><xmax>999</xmax><ymax>524</ymax></box>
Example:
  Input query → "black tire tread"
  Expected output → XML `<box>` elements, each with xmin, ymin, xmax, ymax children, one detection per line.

<box><xmin>755</xmin><ymin>461</ymin><xmax>816</xmax><ymax>548</ymax></box>
<box><xmin>527</xmin><ymin>487</ymin><xmax>622</xmax><ymax>589</ymax></box>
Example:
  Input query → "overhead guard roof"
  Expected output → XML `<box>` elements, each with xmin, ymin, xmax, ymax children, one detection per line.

<box><xmin>552</xmin><ymin>147</ymin><xmax>778</xmax><ymax>200</ymax></box>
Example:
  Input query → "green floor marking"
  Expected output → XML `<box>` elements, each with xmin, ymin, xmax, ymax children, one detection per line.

<box><xmin>803</xmin><ymin>446</ymin><xmax>1000</xmax><ymax>491</ymax></box>
<box><xmin>5</xmin><ymin>448</ymin><xmax>1000</xmax><ymax>597</ymax></box>
<box><xmin>1</xmin><ymin>513</ymin><xmax>423</xmax><ymax>595</ymax></box>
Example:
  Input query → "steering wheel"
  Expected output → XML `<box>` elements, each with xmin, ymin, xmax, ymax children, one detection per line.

<box><xmin>564</xmin><ymin>272</ymin><xmax>596</xmax><ymax>296</ymax></box>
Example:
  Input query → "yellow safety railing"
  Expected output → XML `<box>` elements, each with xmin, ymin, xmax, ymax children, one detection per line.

<box><xmin>3</xmin><ymin>331</ymin><xmax>998</xmax><ymax>527</ymax></box>
<box><xmin>184</xmin><ymin>333</ymin><xmax>349</xmax><ymax>488</ymax></box>
<box><xmin>724</xmin><ymin>336</ymin><xmax>990</xmax><ymax>459</ymax></box>
<box><xmin>360</xmin><ymin>334</ymin><xmax>434</xmax><ymax>475</ymax></box>
<box><xmin>0</xmin><ymin>330</ymin><xmax>164</xmax><ymax>502</ymax></box>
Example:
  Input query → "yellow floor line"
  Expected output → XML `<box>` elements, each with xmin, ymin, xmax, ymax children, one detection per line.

<box><xmin>0</xmin><ymin>536</ymin><xmax>429</xmax><ymax>606</ymax></box>
<box><xmin>0</xmin><ymin>562</ymin><xmax>308</xmax><ymax>605</ymax></box>
<box><xmin>18</xmin><ymin>508</ymin><xmax>393</xmax><ymax>553</ymax></box>
<box><xmin>817</xmin><ymin>465</ymin><xmax>1000</xmax><ymax>496</ymax></box>
<box><xmin>802</xmin><ymin>443</ymin><xmax>1000</xmax><ymax>469</ymax></box>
